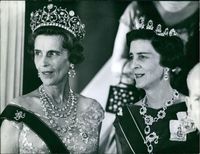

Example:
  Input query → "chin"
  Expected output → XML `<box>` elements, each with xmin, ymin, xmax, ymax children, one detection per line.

<box><xmin>135</xmin><ymin>82</ymin><xmax>145</xmax><ymax>89</ymax></box>
<box><xmin>41</xmin><ymin>79</ymin><xmax>56</xmax><ymax>86</ymax></box>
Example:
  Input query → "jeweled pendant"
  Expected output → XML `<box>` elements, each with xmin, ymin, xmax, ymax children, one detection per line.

<box><xmin>144</xmin><ymin>126</ymin><xmax>150</xmax><ymax>134</ymax></box>
<box><xmin>147</xmin><ymin>144</ymin><xmax>153</xmax><ymax>153</ymax></box>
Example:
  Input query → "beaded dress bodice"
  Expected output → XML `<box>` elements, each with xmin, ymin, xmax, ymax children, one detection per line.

<box><xmin>18</xmin><ymin>101</ymin><xmax>104</xmax><ymax>154</ymax></box>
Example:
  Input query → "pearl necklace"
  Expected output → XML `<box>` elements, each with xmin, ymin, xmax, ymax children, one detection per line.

<box><xmin>39</xmin><ymin>85</ymin><xmax>78</xmax><ymax>134</ymax></box>
<box><xmin>139</xmin><ymin>89</ymin><xmax>179</xmax><ymax>153</ymax></box>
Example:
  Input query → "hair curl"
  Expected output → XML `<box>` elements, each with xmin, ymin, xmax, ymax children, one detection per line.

<box><xmin>28</xmin><ymin>26</ymin><xmax>84</xmax><ymax>64</ymax></box>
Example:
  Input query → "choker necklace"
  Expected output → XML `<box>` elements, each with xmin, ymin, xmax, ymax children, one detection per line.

<box><xmin>39</xmin><ymin>85</ymin><xmax>78</xmax><ymax>134</ymax></box>
<box><xmin>139</xmin><ymin>89</ymin><xmax>179</xmax><ymax>153</ymax></box>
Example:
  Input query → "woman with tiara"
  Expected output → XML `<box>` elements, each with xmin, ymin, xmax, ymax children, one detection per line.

<box><xmin>111</xmin><ymin>1</ymin><xmax>199</xmax><ymax>95</ymax></box>
<box><xmin>114</xmin><ymin>20</ymin><xmax>199</xmax><ymax>153</ymax></box>
<box><xmin>0</xmin><ymin>3</ymin><xmax>104</xmax><ymax>154</ymax></box>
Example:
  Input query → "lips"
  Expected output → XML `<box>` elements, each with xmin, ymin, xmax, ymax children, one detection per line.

<box><xmin>39</xmin><ymin>70</ymin><xmax>54</xmax><ymax>76</ymax></box>
<box><xmin>42</xmin><ymin>71</ymin><xmax>53</xmax><ymax>75</ymax></box>
<box><xmin>135</xmin><ymin>73</ymin><xmax>145</xmax><ymax>79</ymax></box>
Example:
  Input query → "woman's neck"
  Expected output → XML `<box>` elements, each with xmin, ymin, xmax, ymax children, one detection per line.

<box><xmin>145</xmin><ymin>81</ymin><xmax>174</xmax><ymax>109</ymax></box>
<box><xmin>42</xmin><ymin>79</ymin><xmax>70</xmax><ymax>104</ymax></box>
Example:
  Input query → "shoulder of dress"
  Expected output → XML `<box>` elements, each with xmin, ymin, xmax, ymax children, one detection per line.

<box><xmin>77</xmin><ymin>95</ymin><xmax>104</xmax><ymax>112</ymax></box>
<box><xmin>77</xmin><ymin>95</ymin><xmax>105</xmax><ymax>125</ymax></box>
<box><xmin>1</xmin><ymin>119</ymin><xmax>23</xmax><ymax>131</ymax></box>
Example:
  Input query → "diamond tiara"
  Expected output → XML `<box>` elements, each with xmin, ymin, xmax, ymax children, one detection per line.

<box><xmin>135</xmin><ymin>16</ymin><xmax>178</xmax><ymax>37</ymax></box>
<box><xmin>30</xmin><ymin>4</ymin><xmax>86</xmax><ymax>40</ymax></box>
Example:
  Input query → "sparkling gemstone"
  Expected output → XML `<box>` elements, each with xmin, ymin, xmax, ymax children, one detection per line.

<box><xmin>50</xmin><ymin>120</ymin><xmax>54</xmax><ymax>124</ymax></box>
<box><xmin>109</xmin><ymin>106</ymin><xmax>112</xmax><ymax>110</ymax></box>
<box><xmin>144</xmin><ymin>115</ymin><xmax>153</xmax><ymax>125</ymax></box>
<box><xmin>113</xmin><ymin>104</ymin><xmax>118</xmax><ymax>109</ymax></box>
<box><xmin>118</xmin><ymin>101</ymin><xmax>122</xmax><ymax>105</ymax></box>
<box><xmin>122</xmin><ymin>93</ymin><xmax>126</xmax><ymax>97</ymax></box>
<box><xmin>114</xmin><ymin>96</ymin><xmax>118</xmax><ymax>99</ymax></box>
<box><xmin>47</xmin><ymin>4</ymin><xmax>53</xmax><ymax>10</ymax></box>
<box><xmin>114</xmin><ymin>91</ymin><xmax>117</xmax><ymax>95</ymax></box>
<box><xmin>109</xmin><ymin>98</ymin><xmax>114</xmax><ymax>102</ymax></box>
<box><xmin>69</xmin><ymin>10</ymin><xmax>74</xmax><ymax>16</ymax></box>
<box><xmin>144</xmin><ymin>126</ymin><xmax>150</xmax><ymax>134</ymax></box>
<box><xmin>123</xmin><ymin>99</ymin><xmax>127</xmax><ymax>103</ymax></box>
<box><xmin>82</xmin><ymin>132</ymin><xmax>88</xmax><ymax>139</ymax></box>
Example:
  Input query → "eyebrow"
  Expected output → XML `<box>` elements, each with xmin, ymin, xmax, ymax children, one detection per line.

<box><xmin>34</xmin><ymin>49</ymin><xmax>62</xmax><ymax>53</ymax></box>
<box><xmin>34</xmin><ymin>49</ymin><xmax>41</xmax><ymax>52</ymax></box>
<box><xmin>137</xmin><ymin>52</ymin><xmax>152</xmax><ymax>55</ymax></box>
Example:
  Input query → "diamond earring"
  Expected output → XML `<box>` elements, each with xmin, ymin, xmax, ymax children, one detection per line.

<box><xmin>68</xmin><ymin>64</ymin><xmax>76</xmax><ymax>78</ymax></box>
<box><xmin>164</xmin><ymin>68</ymin><xmax>169</xmax><ymax>81</ymax></box>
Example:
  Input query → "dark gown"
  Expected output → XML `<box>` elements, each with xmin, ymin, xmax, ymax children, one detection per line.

<box><xmin>114</xmin><ymin>102</ymin><xmax>199</xmax><ymax>154</ymax></box>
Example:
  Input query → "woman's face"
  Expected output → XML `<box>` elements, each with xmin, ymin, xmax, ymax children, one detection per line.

<box><xmin>34</xmin><ymin>35</ymin><xmax>70</xmax><ymax>86</ymax></box>
<box><xmin>158</xmin><ymin>1</ymin><xmax>191</xmax><ymax>13</ymax></box>
<box><xmin>129</xmin><ymin>39</ymin><xmax>164</xmax><ymax>90</ymax></box>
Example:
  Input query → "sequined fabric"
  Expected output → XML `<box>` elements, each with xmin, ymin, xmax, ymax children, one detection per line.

<box><xmin>18</xmin><ymin>101</ymin><xmax>104</xmax><ymax>154</ymax></box>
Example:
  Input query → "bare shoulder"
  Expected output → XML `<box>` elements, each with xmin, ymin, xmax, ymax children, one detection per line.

<box><xmin>11</xmin><ymin>89</ymin><xmax>41</xmax><ymax>110</ymax></box>
<box><xmin>1</xmin><ymin>90</ymin><xmax>40</xmax><ymax>133</ymax></box>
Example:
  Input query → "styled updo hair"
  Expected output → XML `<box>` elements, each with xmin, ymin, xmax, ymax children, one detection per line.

<box><xmin>127</xmin><ymin>29</ymin><xmax>184</xmax><ymax>69</ymax></box>
<box><xmin>28</xmin><ymin>26</ymin><xmax>84</xmax><ymax>64</ymax></box>
<box><xmin>127</xmin><ymin>29</ymin><xmax>185</xmax><ymax>90</ymax></box>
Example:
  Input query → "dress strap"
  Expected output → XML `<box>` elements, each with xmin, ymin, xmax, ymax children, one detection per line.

<box><xmin>0</xmin><ymin>104</ymin><xmax>69</xmax><ymax>154</ymax></box>
<box><xmin>117</xmin><ymin>105</ymin><xmax>147</xmax><ymax>153</ymax></box>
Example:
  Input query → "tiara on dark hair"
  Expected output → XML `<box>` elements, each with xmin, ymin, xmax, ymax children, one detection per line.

<box><xmin>30</xmin><ymin>4</ymin><xmax>86</xmax><ymax>40</ymax></box>
<box><xmin>135</xmin><ymin>16</ymin><xmax>178</xmax><ymax>37</ymax></box>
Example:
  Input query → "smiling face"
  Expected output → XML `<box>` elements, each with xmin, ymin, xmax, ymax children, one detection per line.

<box><xmin>129</xmin><ymin>39</ymin><xmax>164</xmax><ymax>90</ymax></box>
<box><xmin>34</xmin><ymin>35</ymin><xmax>70</xmax><ymax>86</ymax></box>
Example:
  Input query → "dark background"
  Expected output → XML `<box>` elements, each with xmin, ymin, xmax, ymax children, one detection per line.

<box><xmin>23</xmin><ymin>0</ymin><xmax>131</xmax><ymax>94</ymax></box>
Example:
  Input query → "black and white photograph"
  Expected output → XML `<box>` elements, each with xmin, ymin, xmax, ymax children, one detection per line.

<box><xmin>0</xmin><ymin>0</ymin><xmax>199</xmax><ymax>153</ymax></box>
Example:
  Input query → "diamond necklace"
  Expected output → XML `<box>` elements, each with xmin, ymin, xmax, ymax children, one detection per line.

<box><xmin>139</xmin><ymin>89</ymin><xmax>179</xmax><ymax>153</ymax></box>
<box><xmin>39</xmin><ymin>85</ymin><xmax>78</xmax><ymax>134</ymax></box>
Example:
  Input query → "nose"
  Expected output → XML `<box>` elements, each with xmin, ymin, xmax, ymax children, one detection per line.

<box><xmin>130</xmin><ymin>59</ymin><xmax>140</xmax><ymax>70</ymax></box>
<box><xmin>40</xmin><ymin>55</ymin><xmax>49</xmax><ymax>67</ymax></box>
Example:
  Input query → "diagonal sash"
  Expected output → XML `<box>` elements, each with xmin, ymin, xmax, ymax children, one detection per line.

<box><xmin>117</xmin><ymin>105</ymin><xmax>147</xmax><ymax>153</ymax></box>
<box><xmin>0</xmin><ymin>104</ymin><xmax>69</xmax><ymax>154</ymax></box>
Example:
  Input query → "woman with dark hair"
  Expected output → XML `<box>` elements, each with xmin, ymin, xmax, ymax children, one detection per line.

<box><xmin>114</xmin><ymin>27</ymin><xmax>199</xmax><ymax>154</ymax></box>
<box><xmin>111</xmin><ymin>1</ymin><xmax>199</xmax><ymax>95</ymax></box>
<box><xmin>0</xmin><ymin>4</ymin><xmax>104</xmax><ymax>154</ymax></box>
